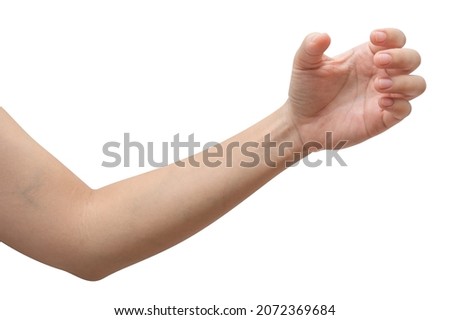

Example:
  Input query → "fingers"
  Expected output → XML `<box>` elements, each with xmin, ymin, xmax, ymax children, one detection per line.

<box><xmin>294</xmin><ymin>32</ymin><xmax>331</xmax><ymax>70</ymax></box>
<box><xmin>375</xmin><ymin>73</ymin><xmax>426</xmax><ymax>129</ymax></box>
<box><xmin>369</xmin><ymin>28</ymin><xmax>407</xmax><ymax>53</ymax></box>
<box><xmin>371</xmin><ymin>28</ymin><xmax>425</xmax><ymax>129</ymax></box>
<box><xmin>379</xmin><ymin>99</ymin><xmax>412</xmax><ymax>128</ymax></box>
<box><xmin>374</xmin><ymin>48</ymin><xmax>421</xmax><ymax>74</ymax></box>
<box><xmin>375</xmin><ymin>75</ymin><xmax>427</xmax><ymax>100</ymax></box>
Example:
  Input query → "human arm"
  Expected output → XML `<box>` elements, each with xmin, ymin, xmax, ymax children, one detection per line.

<box><xmin>0</xmin><ymin>28</ymin><xmax>425</xmax><ymax>280</ymax></box>
<box><xmin>0</xmin><ymin>105</ymin><xmax>298</xmax><ymax>280</ymax></box>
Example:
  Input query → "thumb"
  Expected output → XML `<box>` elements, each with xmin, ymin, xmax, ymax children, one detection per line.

<box><xmin>294</xmin><ymin>32</ymin><xmax>331</xmax><ymax>70</ymax></box>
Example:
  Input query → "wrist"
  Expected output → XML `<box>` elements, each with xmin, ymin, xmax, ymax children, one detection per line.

<box><xmin>278</xmin><ymin>101</ymin><xmax>308</xmax><ymax>155</ymax></box>
<box><xmin>263</xmin><ymin>103</ymin><xmax>306</xmax><ymax>167</ymax></box>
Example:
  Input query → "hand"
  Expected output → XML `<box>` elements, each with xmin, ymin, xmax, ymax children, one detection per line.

<box><xmin>285</xmin><ymin>28</ymin><xmax>426</xmax><ymax>151</ymax></box>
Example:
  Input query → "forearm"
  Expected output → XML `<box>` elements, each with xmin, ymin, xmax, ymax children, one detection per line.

<box><xmin>85</xmin><ymin>104</ymin><xmax>301</xmax><ymax>279</ymax></box>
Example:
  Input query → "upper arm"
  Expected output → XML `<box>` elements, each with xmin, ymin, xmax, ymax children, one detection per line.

<box><xmin>0</xmin><ymin>107</ymin><xmax>93</xmax><ymax>277</ymax></box>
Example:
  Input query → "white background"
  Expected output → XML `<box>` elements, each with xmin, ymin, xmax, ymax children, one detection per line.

<box><xmin>0</xmin><ymin>1</ymin><xmax>448</xmax><ymax>319</ymax></box>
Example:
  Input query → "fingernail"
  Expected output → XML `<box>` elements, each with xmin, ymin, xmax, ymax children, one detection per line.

<box><xmin>378</xmin><ymin>78</ymin><xmax>393</xmax><ymax>89</ymax></box>
<box><xmin>377</xmin><ymin>53</ymin><xmax>392</xmax><ymax>65</ymax></box>
<box><xmin>380</xmin><ymin>97</ymin><xmax>394</xmax><ymax>107</ymax></box>
<box><xmin>374</xmin><ymin>31</ymin><xmax>387</xmax><ymax>43</ymax></box>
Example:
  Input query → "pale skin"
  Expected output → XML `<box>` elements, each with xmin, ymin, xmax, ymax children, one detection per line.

<box><xmin>0</xmin><ymin>29</ymin><xmax>426</xmax><ymax>280</ymax></box>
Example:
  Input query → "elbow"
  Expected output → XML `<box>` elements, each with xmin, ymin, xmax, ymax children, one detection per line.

<box><xmin>63</xmin><ymin>194</ymin><xmax>118</xmax><ymax>281</ymax></box>
<box><xmin>56</xmin><ymin>247</ymin><xmax>119</xmax><ymax>281</ymax></box>
<box><xmin>69</xmin><ymin>268</ymin><xmax>110</xmax><ymax>282</ymax></box>
<box><xmin>63</xmin><ymin>260</ymin><xmax>115</xmax><ymax>282</ymax></box>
